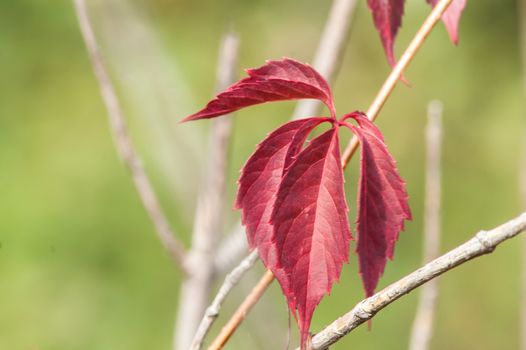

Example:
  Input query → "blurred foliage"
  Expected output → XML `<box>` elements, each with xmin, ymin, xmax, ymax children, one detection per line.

<box><xmin>0</xmin><ymin>0</ymin><xmax>524</xmax><ymax>349</ymax></box>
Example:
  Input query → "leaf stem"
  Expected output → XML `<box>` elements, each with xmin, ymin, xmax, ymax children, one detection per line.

<box><xmin>341</xmin><ymin>0</ymin><xmax>454</xmax><ymax>168</ymax></box>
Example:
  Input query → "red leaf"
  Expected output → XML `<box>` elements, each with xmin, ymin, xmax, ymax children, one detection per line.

<box><xmin>181</xmin><ymin>58</ymin><xmax>335</xmax><ymax>122</ymax></box>
<box><xmin>343</xmin><ymin>113</ymin><xmax>411</xmax><ymax>297</ymax></box>
<box><xmin>367</xmin><ymin>0</ymin><xmax>405</xmax><ymax>67</ymax></box>
<box><xmin>235</xmin><ymin>117</ymin><xmax>327</xmax><ymax>287</ymax></box>
<box><xmin>427</xmin><ymin>0</ymin><xmax>466</xmax><ymax>44</ymax></box>
<box><xmin>271</xmin><ymin>127</ymin><xmax>352</xmax><ymax>349</ymax></box>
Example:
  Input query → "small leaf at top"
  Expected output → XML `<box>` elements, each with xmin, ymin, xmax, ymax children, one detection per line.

<box><xmin>366</xmin><ymin>0</ymin><xmax>405</xmax><ymax>67</ymax></box>
<box><xmin>427</xmin><ymin>0</ymin><xmax>466</xmax><ymax>44</ymax></box>
<box><xmin>271</xmin><ymin>127</ymin><xmax>352</xmax><ymax>349</ymax></box>
<box><xmin>343</xmin><ymin>112</ymin><xmax>411</xmax><ymax>297</ymax></box>
<box><xmin>181</xmin><ymin>58</ymin><xmax>335</xmax><ymax>122</ymax></box>
<box><xmin>235</xmin><ymin>117</ymin><xmax>328</xmax><ymax>293</ymax></box>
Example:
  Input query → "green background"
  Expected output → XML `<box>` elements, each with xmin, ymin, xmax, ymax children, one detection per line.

<box><xmin>1</xmin><ymin>0</ymin><xmax>524</xmax><ymax>349</ymax></box>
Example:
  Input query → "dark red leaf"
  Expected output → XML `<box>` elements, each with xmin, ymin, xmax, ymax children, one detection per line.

<box><xmin>427</xmin><ymin>0</ymin><xmax>466</xmax><ymax>44</ymax></box>
<box><xmin>271</xmin><ymin>127</ymin><xmax>351</xmax><ymax>349</ymax></box>
<box><xmin>181</xmin><ymin>58</ymin><xmax>335</xmax><ymax>122</ymax></box>
<box><xmin>343</xmin><ymin>112</ymin><xmax>411</xmax><ymax>297</ymax></box>
<box><xmin>367</xmin><ymin>0</ymin><xmax>405</xmax><ymax>67</ymax></box>
<box><xmin>235</xmin><ymin>117</ymin><xmax>327</xmax><ymax>290</ymax></box>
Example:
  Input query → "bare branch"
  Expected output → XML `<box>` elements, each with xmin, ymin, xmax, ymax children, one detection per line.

<box><xmin>293</xmin><ymin>0</ymin><xmax>359</xmax><ymax>120</ymax></box>
<box><xmin>304</xmin><ymin>212</ymin><xmax>526</xmax><ymax>350</ymax></box>
<box><xmin>174</xmin><ymin>31</ymin><xmax>240</xmax><ymax>350</ymax></box>
<box><xmin>73</xmin><ymin>0</ymin><xmax>186</xmax><ymax>269</ymax></box>
<box><xmin>341</xmin><ymin>0</ymin><xmax>455</xmax><ymax>166</ymax></box>
<box><xmin>190</xmin><ymin>250</ymin><xmax>259</xmax><ymax>350</ymax></box>
<box><xmin>214</xmin><ymin>225</ymin><xmax>248</xmax><ymax>275</ymax></box>
<box><xmin>409</xmin><ymin>101</ymin><xmax>443</xmax><ymax>350</ymax></box>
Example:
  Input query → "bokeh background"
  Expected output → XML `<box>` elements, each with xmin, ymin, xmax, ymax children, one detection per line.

<box><xmin>1</xmin><ymin>0</ymin><xmax>525</xmax><ymax>349</ymax></box>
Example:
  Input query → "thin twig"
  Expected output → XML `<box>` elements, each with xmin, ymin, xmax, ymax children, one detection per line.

<box><xmin>174</xmin><ymin>31</ymin><xmax>240</xmax><ymax>350</ymax></box>
<box><xmin>304</xmin><ymin>212</ymin><xmax>526</xmax><ymax>350</ymax></box>
<box><xmin>341</xmin><ymin>0</ymin><xmax>454</xmax><ymax>166</ymax></box>
<box><xmin>409</xmin><ymin>101</ymin><xmax>443</xmax><ymax>350</ymax></box>
<box><xmin>210</xmin><ymin>0</ymin><xmax>457</xmax><ymax>345</ymax></box>
<box><xmin>293</xmin><ymin>0</ymin><xmax>359</xmax><ymax>120</ymax></box>
<box><xmin>190</xmin><ymin>250</ymin><xmax>260</xmax><ymax>350</ymax></box>
<box><xmin>73</xmin><ymin>0</ymin><xmax>186</xmax><ymax>269</ymax></box>
<box><xmin>214</xmin><ymin>224</ymin><xmax>247</xmax><ymax>275</ymax></box>
<box><xmin>208</xmin><ymin>269</ymin><xmax>276</xmax><ymax>350</ymax></box>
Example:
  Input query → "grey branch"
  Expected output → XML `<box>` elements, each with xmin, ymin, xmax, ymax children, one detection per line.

<box><xmin>293</xmin><ymin>0</ymin><xmax>358</xmax><ymax>120</ymax></box>
<box><xmin>409</xmin><ymin>101</ymin><xmax>443</xmax><ymax>350</ymax></box>
<box><xmin>215</xmin><ymin>0</ymin><xmax>359</xmax><ymax>273</ymax></box>
<box><xmin>174</xmin><ymin>31</ymin><xmax>240</xmax><ymax>350</ymax></box>
<box><xmin>522</xmin><ymin>135</ymin><xmax>526</xmax><ymax>211</ymax></box>
<box><xmin>73</xmin><ymin>0</ymin><xmax>186</xmax><ymax>269</ymax></box>
<box><xmin>214</xmin><ymin>224</ymin><xmax>248</xmax><ymax>275</ymax></box>
<box><xmin>190</xmin><ymin>250</ymin><xmax>260</xmax><ymax>350</ymax></box>
<box><xmin>304</xmin><ymin>212</ymin><xmax>526</xmax><ymax>350</ymax></box>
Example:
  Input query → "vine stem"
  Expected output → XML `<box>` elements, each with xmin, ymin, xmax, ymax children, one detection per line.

<box><xmin>207</xmin><ymin>0</ymin><xmax>454</xmax><ymax>348</ymax></box>
<box><xmin>340</xmin><ymin>0</ymin><xmax>454</xmax><ymax>165</ymax></box>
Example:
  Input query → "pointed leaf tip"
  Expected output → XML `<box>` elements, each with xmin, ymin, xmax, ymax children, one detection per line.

<box><xmin>367</xmin><ymin>0</ymin><xmax>405</xmax><ymax>67</ymax></box>
<box><xmin>344</xmin><ymin>113</ymin><xmax>411</xmax><ymax>297</ymax></box>
<box><xmin>182</xmin><ymin>58</ymin><xmax>335</xmax><ymax>122</ymax></box>
<box><xmin>271</xmin><ymin>127</ymin><xmax>352</xmax><ymax>349</ymax></box>
<box><xmin>427</xmin><ymin>0</ymin><xmax>466</xmax><ymax>45</ymax></box>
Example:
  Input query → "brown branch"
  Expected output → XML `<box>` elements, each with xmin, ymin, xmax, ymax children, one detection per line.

<box><xmin>340</xmin><ymin>0</ymin><xmax>454</xmax><ymax>166</ymax></box>
<box><xmin>209</xmin><ymin>0</ymin><xmax>457</xmax><ymax>346</ymax></box>
<box><xmin>409</xmin><ymin>101</ymin><xmax>443</xmax><ymax>350</ymax></box>
<box><xmin>304</xmin><ymin>212</ymin><xmax>526</xmax><ymax>350</ymax></box>
<box><xmin>174</xmin><ymin>31</ymin><xmax>240</xmax><ymax>350</ymax></box>
<box><xmin>73</xmin><ymin>0</ymin><xmax>186</xmax><ymax>269</ymax></box>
